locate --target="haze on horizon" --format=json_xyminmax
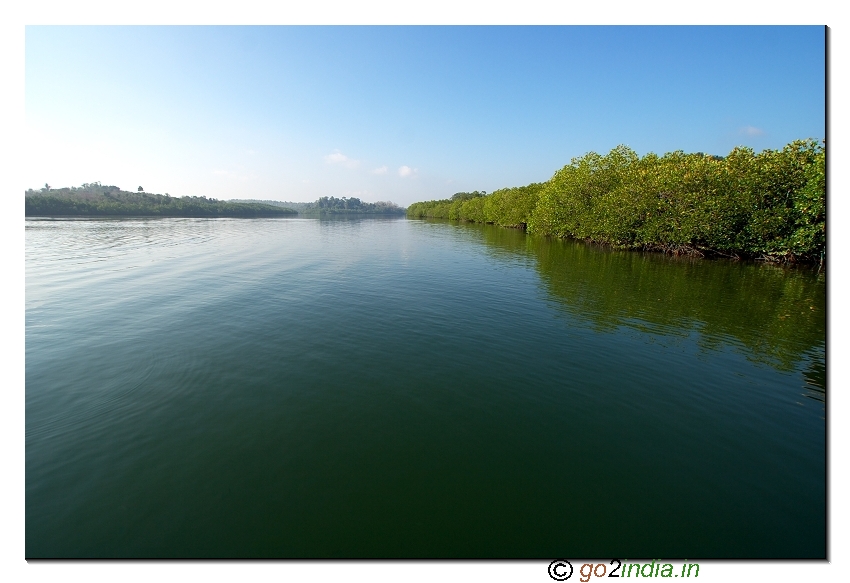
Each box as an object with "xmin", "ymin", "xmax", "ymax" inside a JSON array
[{"xmin": 25, "ymin": 26, "xmax": 825, "ymax": 207}]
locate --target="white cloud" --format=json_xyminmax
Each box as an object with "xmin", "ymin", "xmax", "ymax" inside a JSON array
[
  {"xmin": 398, "ymin": 165, "xmax": 417, "ymax": 177},
  {"xmin": 372, "ymin": 166, "xmax": 388, "ymax": 175},
  {"xmin": 324, "ymin": 150, "xmax": 360, "ymax": 169},
  {"xmin": 740, "ymin": 125, "xmax": 765, "ymax": 136}
]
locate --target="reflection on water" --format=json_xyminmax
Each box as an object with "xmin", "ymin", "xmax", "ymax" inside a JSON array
[{"xmin": 438, "ymin": 220, "xmax": 825, "ymax": 393}]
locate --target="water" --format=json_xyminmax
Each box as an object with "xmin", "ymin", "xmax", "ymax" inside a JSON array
[{"xmin": 25, "ymin": 217, "xmax": 826, "ymax": 558}]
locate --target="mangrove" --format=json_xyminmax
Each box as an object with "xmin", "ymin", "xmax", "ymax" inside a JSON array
[{"xmin": 407, "ymin": 139, "xmax": 825, "ymax": 262}]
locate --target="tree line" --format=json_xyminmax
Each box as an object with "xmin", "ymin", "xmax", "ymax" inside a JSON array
[
  {"xmin": 235, "ymin": 197, "xmax": 406, "ymax": 215},
  {"xmin": 407, "ymin": 139, "xmax": 825, "ymax": 262}
]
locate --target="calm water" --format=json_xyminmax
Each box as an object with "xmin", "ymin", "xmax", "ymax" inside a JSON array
[{"xmin": 25, "ymin": 217, "xmax": 825, "ymax": 558}]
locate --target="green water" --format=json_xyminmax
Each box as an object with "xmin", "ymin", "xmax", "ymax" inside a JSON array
[{"xmin": 25, "ymin": 217, "xmax": 825, "ymax": 558}]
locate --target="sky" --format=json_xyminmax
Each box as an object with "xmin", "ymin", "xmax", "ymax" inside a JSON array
[{"xmin": 24, "ymin": 25, "xmax": 825, "ymax": 206}]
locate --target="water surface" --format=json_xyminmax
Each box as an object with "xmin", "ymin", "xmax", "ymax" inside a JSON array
[{"xmin": 26, "ymin": 217, "xmax": 825, "ymax": 557}]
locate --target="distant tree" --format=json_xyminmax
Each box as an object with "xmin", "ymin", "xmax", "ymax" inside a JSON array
[
  {"xmin": 43, "ymin": 183, "xmax": 51, "ymax": 191},
  {"xmin": 138, "ymin": 186, "xmax": 144, "ymax": 192}
]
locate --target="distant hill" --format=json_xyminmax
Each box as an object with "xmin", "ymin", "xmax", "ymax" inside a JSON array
[{"xmin": 26, "ymin": 183, "xmax": 297, "ymax": 218}]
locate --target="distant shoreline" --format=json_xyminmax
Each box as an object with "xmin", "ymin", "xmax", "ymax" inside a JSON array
[{"xmin": 25, "ymin": 186, "xmax": 405, "ymax": 219}]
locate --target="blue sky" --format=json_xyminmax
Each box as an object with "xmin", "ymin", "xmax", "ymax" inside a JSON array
[{"xmin": 25, "ymin": 26, "xmax": 825, "ymax": 205}]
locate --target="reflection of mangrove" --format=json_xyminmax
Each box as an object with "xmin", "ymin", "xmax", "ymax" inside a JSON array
[{"xmin": 465, "ymin": 222, "xmax": 824, "ymax": 382}]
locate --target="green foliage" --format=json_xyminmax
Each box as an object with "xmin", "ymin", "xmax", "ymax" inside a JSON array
[
  {"xmin": 406, "ymin": 199, "xmax": 454, "ymax": 219},
  {"xmin": 790, "ymin": 144, "xmax": 825, "ymax": 256},
  {"xmin": 457, "ymin": 195, "xmax": 486, "ymax": 223},
  {"xmin": 407, "ymin": 139, "xmax": 826, "ymax": 262},
  {"xmin": 406, "ymin": 184, "xmax": 544, "ymax": 228},
  {"xmin": 531, "ymin": 145, "xmax": 639, "ymax": 241},
  {"xmin": 483, "ymin": 183, "xmax": 545, "ymax": 227}
]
